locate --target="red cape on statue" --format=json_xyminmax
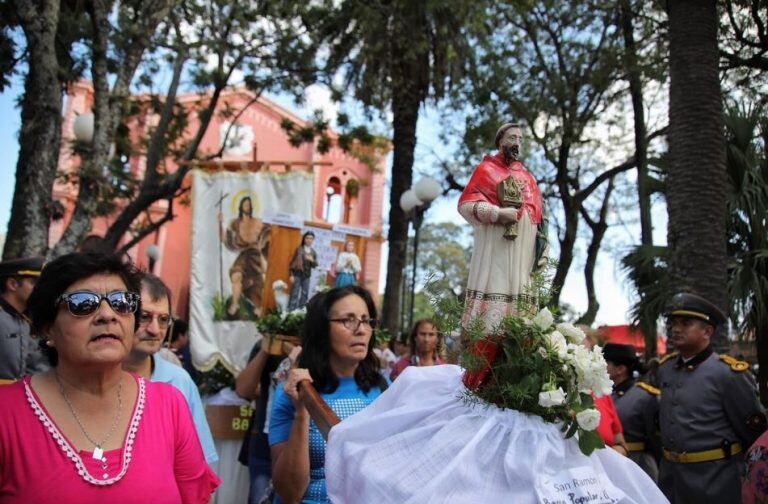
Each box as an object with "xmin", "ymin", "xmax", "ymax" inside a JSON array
[{"xmin": 458, "ymin": 152, "xmax": 543, "ymax": 225}]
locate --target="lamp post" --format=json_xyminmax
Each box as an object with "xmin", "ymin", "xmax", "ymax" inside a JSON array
[
  {"xmin": 399, "ymin": 176, "xmax": 442, "ymax": 331},
  {"xmin": 73, "ymin": 112, "xmax": 95, "ymax": 143}
]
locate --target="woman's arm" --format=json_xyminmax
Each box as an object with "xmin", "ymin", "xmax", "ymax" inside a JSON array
[
  {"xmin": 270, "ymin": 368, "xmax": 313, "ymax": 504},
  {"xmin": 234, "ymin": 336, "xmax": 270, "ymax": 400},
  {"xmin": 271, "ymin": 411, "xmax": 311, "ymax": 504}
]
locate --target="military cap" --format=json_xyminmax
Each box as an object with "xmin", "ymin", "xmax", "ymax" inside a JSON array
[
  {"xmin": 0, "ymin": 256, "xmax": 44, "ymax": 278},
  {"xmin": 665, "ymin": 292, "xmax": 727, "ymax": 326},
  {"xmin": 602, "ymin": 343, "xmax": 640, "ymax": 369}
]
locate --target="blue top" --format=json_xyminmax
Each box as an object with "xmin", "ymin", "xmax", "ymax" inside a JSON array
[
  {"xmin": 151, "ymin": 353, "xmax": 219, "ymax": 464},
  {"xmin": 269, "ymin": 377, "xmax": 383, "ymax": 503}
]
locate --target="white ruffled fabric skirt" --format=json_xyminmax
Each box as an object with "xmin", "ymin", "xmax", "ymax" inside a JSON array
[{"xmin": 325, "ymin": 365, "xmax": 667, "ymax": 504}]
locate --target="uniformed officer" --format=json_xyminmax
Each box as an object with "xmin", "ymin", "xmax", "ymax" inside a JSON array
[
  {"xmin": 658, "ymin": 292, "xmax": 766, "ymax": 503},
  {"xmin": 603, "ymin": 342, "xmax": 660, "ymax": 482},
  {"xmin": 0, "ymin": 256, "xmax": 48, "ymax": 382}
]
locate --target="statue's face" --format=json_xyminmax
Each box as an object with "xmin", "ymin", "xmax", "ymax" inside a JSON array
[{"xmin": 499, "ymin": 127, "xmax": 523, "ymax": 163}]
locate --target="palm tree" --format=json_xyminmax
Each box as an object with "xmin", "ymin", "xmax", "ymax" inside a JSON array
[
  {"xmin": 308, "ymin": 0, "xmax": 484, "ymax": 334},
  {"xmin": 666, "ymin": 0, "xmax": 729, "ymax": 348},
  {"xmin": 724, "ymin": 104, "xmax": 768, "ymax": 403}
]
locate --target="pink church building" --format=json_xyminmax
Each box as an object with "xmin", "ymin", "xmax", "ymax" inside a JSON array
[{"xmin": 52, "ymin": 81, "xmax": 387, "ymax": 318}]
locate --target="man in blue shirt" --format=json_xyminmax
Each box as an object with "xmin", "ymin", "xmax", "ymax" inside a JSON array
[{"xmin": 123, "ymin": 273, "xmax": 218, "ymax": 465}]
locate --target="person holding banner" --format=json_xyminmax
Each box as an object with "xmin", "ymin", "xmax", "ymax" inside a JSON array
[
  {"xmin": 333, "ymin": 241, "xmax": 361, "ymax": 288},
  {"xmin": 288, "ymin": 231, "xmax": 318, "ymax": 311},
  {"xmin": 269, "ymin": 286, "xmax": 386, "ymax": 504}
]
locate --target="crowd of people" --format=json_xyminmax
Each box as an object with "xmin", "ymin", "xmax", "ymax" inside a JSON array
[{"xmin": 1, "ymin": 249, "xmax": 767, "ymax": 502}]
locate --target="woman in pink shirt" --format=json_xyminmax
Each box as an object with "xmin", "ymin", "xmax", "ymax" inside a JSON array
[{"xmin": 0, "ymin": 252, "xmax": 219, "ymax": 503}]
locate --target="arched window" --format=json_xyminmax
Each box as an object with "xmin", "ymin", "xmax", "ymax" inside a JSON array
[{"xmin": 323, "ymin": 176, "xmax": 343, "ymax": 223}]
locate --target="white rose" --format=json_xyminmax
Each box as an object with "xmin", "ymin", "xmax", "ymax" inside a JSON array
[
  {"xmin": 537, "ymin": 347, "xmax": 548, "ymax": 358},
  {"xmin": 538, "ymin": 387, "xmax": 567, "ymax": 408},
  {"xmin": 532, "ymin": 307, "xmax": 554, "ymax": 331},
  {"xmin": 576, "ymin": 408, "xmax": 601, "ymax": 431},
  {"xmin": 545, "ymin": 330, "xmax": 568, "ymax": 358},
  {"xmin": 556, "ymin": 322, "xmax": 586, "ymax": 344},
  {"xmin": 567, "ymin": 344, "xmax": 612, "ymax": 397}
]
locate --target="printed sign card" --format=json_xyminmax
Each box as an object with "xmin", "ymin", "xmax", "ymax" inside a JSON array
[{"xmin": 535, "ymin": 465, "xmax": 625, "ymax": 504}]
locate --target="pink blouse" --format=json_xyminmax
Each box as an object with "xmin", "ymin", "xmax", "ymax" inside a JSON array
[{"xmin": 0, "ymin": 375, "xmax": 219, "ymax": 503}]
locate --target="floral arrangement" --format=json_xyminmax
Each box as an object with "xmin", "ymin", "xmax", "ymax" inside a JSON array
[
  {"xmin": 256, "ymin": 307, "xmax": 306, "ymax": 337},
  {"xmin": 429, "ymin": 270, "xmax": 612, "ymax": 456}
]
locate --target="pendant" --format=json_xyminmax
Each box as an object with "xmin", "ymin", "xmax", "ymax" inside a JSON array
[{"xmin": 93, "ymin": 446, "xmax": 104, "ymax": 461}]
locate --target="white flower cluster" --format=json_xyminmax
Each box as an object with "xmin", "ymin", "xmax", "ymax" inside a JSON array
[
  {"xmin": 567, "ymin": 343, "xmax": 613, "ymax": 397},
  {"xmin": 531, "ymin": 308, "xmax": 611, "ymax": 434}
]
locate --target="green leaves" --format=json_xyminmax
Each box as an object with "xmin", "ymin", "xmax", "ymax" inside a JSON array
[{"xmin": 577, "ymin": 430, "xmax": 605, "ymax": 456}]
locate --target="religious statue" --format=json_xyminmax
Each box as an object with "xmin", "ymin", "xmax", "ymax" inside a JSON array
[
  {"xmin": 333, "ymin": 240, "xmax": 362, "ymax": 288},
  {"xmin": 287, "ymin": 231, "xmax": 318, "ymax": 310},
  {"xmin": 219, "ymin": 196, "xmax": 271, "ymax": 319},
  {"xmin": 456, "ymin": 122, "xmax": 549, "ymax": 387}
]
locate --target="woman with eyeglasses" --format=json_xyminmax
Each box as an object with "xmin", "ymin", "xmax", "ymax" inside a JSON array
[
  {"xmin": 269, "ymin": 285, "xmax": 387, "ymax": 504},
  {"xmin": 0, "ymin": 252, "xmax": 219, "ymax": 503}
]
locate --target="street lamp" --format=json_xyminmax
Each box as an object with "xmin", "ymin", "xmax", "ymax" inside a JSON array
[
  {"xmin": 73, "ymin": 112, "xmax": 95, "ymax": 143},
  {"xmin": 399, "ymin": 176, "xmax": 441, "ymax": 331}
]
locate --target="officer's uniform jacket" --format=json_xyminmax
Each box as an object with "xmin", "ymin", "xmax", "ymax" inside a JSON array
[
  {"xmin": 612, "ymin": 378, "xmax": 660, "ymax": 481},
  {"xmin": 0, "ymin": 297, "xmax": 47, "ymax": 381},
  {"xmin": 657, "ymin": 347, "xmax": 766, "ymax": 503}
]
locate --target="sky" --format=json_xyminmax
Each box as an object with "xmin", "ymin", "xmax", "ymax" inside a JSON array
[{"xmin": 0, "ymin": 78, "xmax": 663, "ymax": 327}]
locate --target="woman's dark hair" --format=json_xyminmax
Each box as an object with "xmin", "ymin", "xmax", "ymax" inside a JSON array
[
  {"xmin": 301, "ymin": 231, "xmax": 315, "ymax": 246},
  {"xmin": 298, "ymin": 285, "xmax": 381, "ymax": 394},
  {"xmin": 238, "ymin": 196, "xmax": 253, "ymax": 218},
  {"xmin": 27, "ymin": 251, "xmax": 142, "ymax": 366},
  {"xmin": 409, "ymin": 318, "xmax": 442, "ymax": 357}
]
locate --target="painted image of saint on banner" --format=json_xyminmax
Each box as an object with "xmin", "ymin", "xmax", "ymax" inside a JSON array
[{"xmin": 217, "ymin": 194, "xmax": 271, "ymax": 320}]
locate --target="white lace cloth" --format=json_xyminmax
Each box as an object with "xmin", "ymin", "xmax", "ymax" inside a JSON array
[{"xmin": 325, "ymin": 365, "xmax": 667, "ymax": 503}]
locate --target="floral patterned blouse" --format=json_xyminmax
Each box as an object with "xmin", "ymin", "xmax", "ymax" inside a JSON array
[{"xmin": 743, "ymin": 432, "xmax": 768, "ymax": 504}]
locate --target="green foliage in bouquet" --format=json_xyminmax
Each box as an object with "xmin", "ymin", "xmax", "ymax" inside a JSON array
[
  {"xmin": 256, "ymin": 308, "xmax": 306, "ymax": 337},
  {"xmin": 426, "ymin": 266, "xmax": 609, "ymax": 456}
]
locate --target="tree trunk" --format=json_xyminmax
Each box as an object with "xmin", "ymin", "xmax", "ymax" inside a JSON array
[
  {"xmin": 621, "ymin": 0, "xmax": 658, "ymax": 358},
  {"xmin": 577, "ymin": 178, "xmax": 614, "ymax": 326},
  {"xmin": 666, "ymin": 0, "xmax": 728, "ymax": 349},
  {"xmin": 380, "ymin": 93, "xmax": 420, "ymax": 336},
  {"xmin": 50, "ymin": 0, "xmax": 177, "ymax": 257},
  {"xmin": 551, "ymin": 195, "xmax": 578, "ymax": 307},
  {"xmin": 3, "ymin": 0, "xmax": 61, "ymax": 259}
]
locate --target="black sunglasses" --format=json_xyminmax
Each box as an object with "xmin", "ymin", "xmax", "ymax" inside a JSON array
[{"xmin": 56, "ymin": 290, "xmax": 140, "ymax": 317}]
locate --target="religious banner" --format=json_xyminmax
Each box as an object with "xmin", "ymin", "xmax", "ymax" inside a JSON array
[{"xmin": 189, "ymin": 170, "xmax": 314, "ymax": 372}]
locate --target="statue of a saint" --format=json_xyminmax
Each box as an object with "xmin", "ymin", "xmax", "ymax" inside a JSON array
[
  {"xmin": 458, "ymin": 123, "xmax": 547, "ymax": 387},
  {"xmin": 219, "ymin": 196, "xmax": 271, "ymax": 318}
]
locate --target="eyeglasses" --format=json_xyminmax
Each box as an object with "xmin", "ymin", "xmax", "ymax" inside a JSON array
[
  {"xmin": 57, "ymin": 290, "xmax": 140, "ymax": 317},
  {"xmin": 139, "ymin": 311, "xmax": 172, "ymax": 330},
  {"xmin": 330, "ymin": 316, "xmax": 377, "ymax": 332}
]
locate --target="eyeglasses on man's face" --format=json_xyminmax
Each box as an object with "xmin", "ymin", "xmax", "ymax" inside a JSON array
[
  {"xmin": 139, "ymin": 310, "xmax": 172, "ymax": 330},
  {"xmin": 330, "ymin": 316, "xmax": 377, "ymax": 332}
]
